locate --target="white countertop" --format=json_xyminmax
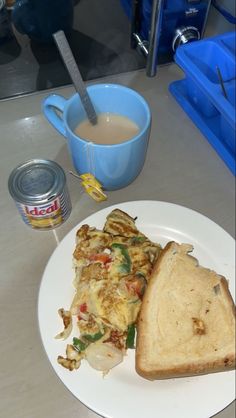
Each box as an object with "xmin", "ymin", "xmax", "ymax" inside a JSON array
[{"xmin": 0, "ymin": 66, "xmax": 235, "ymax": 418}]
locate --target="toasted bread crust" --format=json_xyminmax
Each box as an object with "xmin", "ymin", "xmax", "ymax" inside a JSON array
[
  {"xmin": 136, "ymin": 350, "xmax": 236, "ymax": 380},
  {"xmin": 135, "ymin": 242, "xmax": 236, "ymax": 380},
  {"xmin": 220, "ymin": 275, "xmax": 236, "ymax": 318}
]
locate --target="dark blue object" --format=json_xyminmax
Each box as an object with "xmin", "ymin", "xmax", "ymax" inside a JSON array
[
  {"xmin": 120, "ymin": 0, "xmax": 210, "ymax": 58},
  {"xmin": 0, "ymin": 1, "xmax": 13, "ymax": 43},
  {"xmin": 12, "ymin": 0, "xmax": 74, "ymax": 43},
  {"xmin": 169, "ymin": 31, "xmax": 236, "ymax": 175}
]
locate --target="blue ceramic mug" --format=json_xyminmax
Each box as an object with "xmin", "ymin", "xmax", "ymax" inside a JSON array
[
  {"xmin": 42, "ymin": 84, "xmax": 151, "ymax": 191},
  {"xmin": 12, "ymin": 0, "xmax": 73, "ymax": 43}
]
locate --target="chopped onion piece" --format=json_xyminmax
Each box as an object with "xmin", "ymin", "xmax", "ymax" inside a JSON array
[
  {"xmin": 85, "ymin": 342, "xmax": 123, "ymax": 372},
  {"xmin": 57, "ymin": 355, "xmax": 81, "ymax": 371},
  {"xmin": 66, "ymin": 344, "xmax": 82, "ymax": 361},
  {"xmin": 55, "ymin": 308, "xmax": 72, "ymax": 340}
]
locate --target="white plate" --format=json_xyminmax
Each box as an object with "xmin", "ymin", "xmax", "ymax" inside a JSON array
[{"xmin": 38, "ymin": 201, "xmax": 235, "ymax": 418}]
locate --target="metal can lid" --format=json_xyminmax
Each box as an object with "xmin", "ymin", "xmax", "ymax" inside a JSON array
[{"xmin": 8, "ymin": 159, "xmax": 66, "ymax": 205}]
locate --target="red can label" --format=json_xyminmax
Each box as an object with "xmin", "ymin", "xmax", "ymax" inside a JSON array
[{"xmin": 16, "ymin": 192, "xmax": 71, "ymax": 230}]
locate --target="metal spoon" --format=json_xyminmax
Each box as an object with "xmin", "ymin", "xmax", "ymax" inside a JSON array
[{"xmin": 53, "ymin": 30, "xmax": 97, "ymax": 125}]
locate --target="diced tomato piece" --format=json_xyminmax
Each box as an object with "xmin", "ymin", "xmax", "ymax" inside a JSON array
[
  {"xmin": 77, "ymin": 303, "xmax": 88, "ymax": 320},
  {"xmin": 79, "ymin": 302, "xmax": 87, "ymax": 313},
  {"xmin": 89, "ymin": 253, "xmax": 112, "ymax": 265}
]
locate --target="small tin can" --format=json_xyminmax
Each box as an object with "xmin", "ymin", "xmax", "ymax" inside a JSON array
[{"xmin": 8, "ymin": 159, "xmax": 72, "ymax": 230}]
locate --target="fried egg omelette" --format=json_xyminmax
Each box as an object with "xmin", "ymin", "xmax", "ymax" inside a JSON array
[{"xmin": 56, "ymin": 209, "xmax": 161, "ymax": 373}]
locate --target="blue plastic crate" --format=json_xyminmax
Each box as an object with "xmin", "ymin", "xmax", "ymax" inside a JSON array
[{"xmin": 169, "ymin": 32, "xmax": 236, "ymax": 175}]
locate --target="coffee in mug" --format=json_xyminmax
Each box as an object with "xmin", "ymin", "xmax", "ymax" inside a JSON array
[{"xmin": 74, "ymin": 113, "xmax": 140, "ymax": 145}]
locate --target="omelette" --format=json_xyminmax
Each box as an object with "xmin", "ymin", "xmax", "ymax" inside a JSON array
[{"xmin": 56, "ymin": 209, "xmax": 161, "ymax": 373}]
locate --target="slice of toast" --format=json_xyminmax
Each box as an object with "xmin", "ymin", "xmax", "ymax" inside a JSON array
[{"xmin": 135, "ymin": 241, "xmax": 236, "ymax": 380}]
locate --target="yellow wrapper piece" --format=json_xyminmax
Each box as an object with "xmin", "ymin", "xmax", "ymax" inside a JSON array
[
  {"xmin": 80, "ymin": 173, "xmax": 107, "ymax": 202},
  {"xmin": 69, "ymin": 172, "xmax": 107, "ymax": 202},
  {"xmin": 79, "ymin": 173, "xmax": 103, "ymax": 189},
  {"xmin": 82, "ymin": 182, "xmax": 107, "ymax": 202}
]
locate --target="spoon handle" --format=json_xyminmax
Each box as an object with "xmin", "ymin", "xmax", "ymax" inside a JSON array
[
  {"xmin": 53, "ymin": 30, "xmax": 97, "ymax": 125},
  {"xmin": 216, "ymin": 66, "xmax": 228, "ymax": 100}
]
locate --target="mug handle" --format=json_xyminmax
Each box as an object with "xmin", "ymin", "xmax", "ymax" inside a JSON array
[{"xmin": 42, "ymin": 94, "xmax": 67, "ymax": 138}]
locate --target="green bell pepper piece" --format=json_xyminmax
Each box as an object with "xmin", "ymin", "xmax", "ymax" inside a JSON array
[
  {"xmin": 131, "ymin": 236, "xmax": 146, "ymax": 244},
  {"xmin": 83, "ymin": 331, "xmax": 104, "ymax": 342},
  {"xmin": 72, "ymin": 337, "xmax": 87, "ymax": 352},
  {"xmin": 126, "ymin": 324, "xmax": 136, "ymax": 349},
  {"xmin": 112, "ymin": 243, "xmax": 131, "ymax": 273}
]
